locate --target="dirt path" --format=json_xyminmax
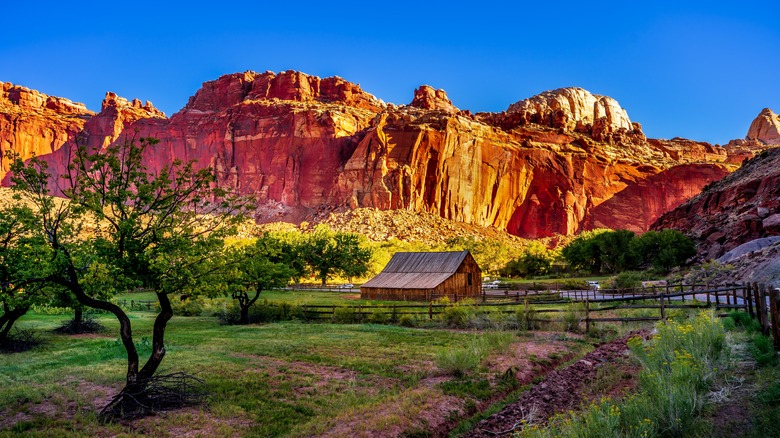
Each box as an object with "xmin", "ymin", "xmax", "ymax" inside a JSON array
[{"xmin": 465, "ymin": 330, "xmax": 650, "ymax": 437}]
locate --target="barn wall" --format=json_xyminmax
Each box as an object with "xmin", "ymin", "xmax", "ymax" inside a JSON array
[{"xmin": 360, "ymin": 287, "xmax": 434, "ymax": 301}]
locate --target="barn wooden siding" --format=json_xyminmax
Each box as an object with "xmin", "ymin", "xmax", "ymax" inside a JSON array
[{"xmin": 361, "ymin": 251, "xmax": 482, "ymax": 302}]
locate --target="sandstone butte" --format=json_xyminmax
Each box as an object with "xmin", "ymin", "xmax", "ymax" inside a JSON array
[{"xmin": 0, "ymin": 71, "xmax": 772, "ymax": 239}]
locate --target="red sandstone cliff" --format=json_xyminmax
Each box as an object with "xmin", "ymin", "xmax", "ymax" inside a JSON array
[
  {"xmin": 651, "ymin": 147, "xmax": 780, "ymax": 259},
  {"xmin": 0, "ymin": 71, "xmax": 768, "ymax": 238}
]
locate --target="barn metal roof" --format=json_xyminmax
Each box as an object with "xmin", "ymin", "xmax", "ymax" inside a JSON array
[{"xmin": 361, "ymin": 251, "xmax": 469, "ymax": 290}]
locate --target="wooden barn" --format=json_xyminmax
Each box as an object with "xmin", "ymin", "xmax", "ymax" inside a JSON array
[{"xmin": 360, "ymin": 251, "xmax": 482, "ymax": 302}]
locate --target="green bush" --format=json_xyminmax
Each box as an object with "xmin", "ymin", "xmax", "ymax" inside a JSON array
[
  {"xmin": 435, "ymin": 348, "xmax": 482, "ymax": 378},
  {"xmin": 332, "ymin": 306, "xmax": 357, "ymax": 324},
  {"xmin": 171, "ymin": 296, "xmax": 207, "ymax": 316},
  {"xmin": 562, "ymin": 303, "xmax": 584, "ymax": 333},
  {"xmin": 750, "ymin": 334, "xmax": 778, "ymax": 367},
  {"xmin": 367, "ymin": 309, "xmax": 389, "ymax": 324},
  {"xmin": 728, "ymin": 310, "xmax": 761, "ymax": 332},
  {"xmin": 560, "ymin": 279, "xmax": 587, "ymax": 290},
  {"xmin": 441, "ymin": 304, "xmax": 472, "ymax": 328},
  {"xmin": 609, "ymin": 271, "xmax": 644, "ymax": 289},
  {"xmin": 398, "ymin": 314, "xmax": 416, "ymax": 328}
]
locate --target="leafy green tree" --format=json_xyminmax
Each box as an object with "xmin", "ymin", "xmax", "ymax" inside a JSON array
[
  {"xmin": 8, "ymin": 138, "xmax": 246, "ymax": 417},
  {"xmin": 0, "ymin": 204, "xmax": 50, "ymax": 346},
  {"xmin": 596, "ymin": 229, "xmax": 637, "ymax": 274},
  {"xmin": 632, "ymin": 230, "xmax": 696, "ymax": 273},
  {"xmin": 222, "ymin": 234, "xmax": 299, "ymax": 324},
  {"xmin": 561, "ymin": 229, "xmax": 610, "ymax": 274},
  {"xmin": 501, "ymin": 241, "xmax": 553, "ymax": 278},
  {"xmin": 302, "ymin": 225, "xmax": 372, "ymax": 284}
]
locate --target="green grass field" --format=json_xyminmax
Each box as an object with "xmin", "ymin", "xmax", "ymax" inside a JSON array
[{"xmin": 0, "ymin": 305, "xmax": 591, "ymax": 436}]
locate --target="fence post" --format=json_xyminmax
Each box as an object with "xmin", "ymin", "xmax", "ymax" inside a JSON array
[
  {"xmin": 358, "ymin": 305, "xmax": 362, "ymax": 323},
  {"xmin": 714, "ymin": 285, "xmax": 720, "ymax": 307},
  {"xmin": 660, "ymin": 294, "xmax": 666, "ymax": 320},
  {"xmin": 429, "ymin": 302, "xmax": 433, "ymax": 320},
  {"xmin": 754, "ymin": 282, "xmax": 764, "ymax": 327},
  {"xmin": 746, "ymin": 283, "xmax": 754, "ymax": 318},
  {"xmin": 726, "ymin": 288, "xmax": 732, "ymax": 306},
  {"xmin": 733, "ymin": 287, "xmax": 739, "ymax": 309},
  {"xmin": 770, "ymin": 288, "xmax": 780, "ymax": 350},
  {"xmin": 760, "ymin": 284, "xmax": 770, "ymax": 336},
  {"xmin": 705, "ymin": 284, "xmax": 711, "ymax": 307},
  {"xmin": 392, "ymin": 305, "xmax": 397, "ymax": 323},
  {"xmin": 585, "ymin": 299, "xmax": 590, "ymax": 334}
]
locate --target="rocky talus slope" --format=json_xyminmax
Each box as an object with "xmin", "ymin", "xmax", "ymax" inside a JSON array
[{"xmin": 0, "ymin": 71, "xmax": 769, "ymax": 239}]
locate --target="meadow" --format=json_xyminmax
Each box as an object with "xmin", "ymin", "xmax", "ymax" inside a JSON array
[{"xmin": 0, "ymin": 292, "xmax": 592, "ymax": 437}]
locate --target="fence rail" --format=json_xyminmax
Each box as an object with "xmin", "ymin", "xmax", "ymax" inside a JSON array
[{"xmin": 113, "ymin": 282, "xmax": 780, "ymax": 349}]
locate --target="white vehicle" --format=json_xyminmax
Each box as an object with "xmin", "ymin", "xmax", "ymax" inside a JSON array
[
  {"xmin": 587, "ymin": 281, "xmax": 600, "ymax": 290},
  {"xmin": 337, "ymin": 283, "xmax": 354, "ymax": 289},
  {"xmin": 483, "ymin": 280, "xmax": 501, "ymax": 289}
]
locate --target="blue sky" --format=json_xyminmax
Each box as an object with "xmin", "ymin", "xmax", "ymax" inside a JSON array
[{"xmin": 2, "ymin": 1, "xmax": 779, "ymax": 144}]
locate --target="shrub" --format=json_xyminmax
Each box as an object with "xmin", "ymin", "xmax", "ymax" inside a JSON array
[
  {"xmin": 171, "ymin": 296, "xmax": 207, "ymax": 316},
  {"xmin": 515, "ymin": 303, "xmax": 539, "ymax": 331},
  {"xmin": 440, "ymin": 302, "xmax": 473, "ymax": 328},
  {"xmin": 728, "ymin": 310, "xmax": 761, "ymax": 332},
  {"xmin": 608, "ymin": 271, "xmax": 644, "ymax": 289},
  {"xmin": 332, "ymin": 306, "xmax": 357, "ymax": 324},
  {"xmin": 560, "ymin": 279, "xmax": 587, "ymax": 290},
  {"xmin": 562, "ymin": 303, "xmax": 584, "ymax": 333},
  {"xmin": 398, "ymin": 314, "xmax": 416, "ymax": 327},
  {"xmin": 750, "ymin": 333, "xmax": 778, "ymax": 367},
  {"xmin": 435, "ymin": 348, "xmax": 482, "ymax": 378},
  {"xmin": 367, "ymin": 309, "xmax": 389, "ymax": 324}
]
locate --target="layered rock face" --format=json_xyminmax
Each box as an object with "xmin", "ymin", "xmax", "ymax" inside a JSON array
[
  {"xmin": 0, "ymin": 82, "xmax": 94, "ymax": 180},
  {"xmin": 747, "ymin": 108, "xmax": 780, "ymax": 145},
  {"xmin": 0, "ymin": 71, "xmax": 768, "ymax": 238},
  {"xmin": 652, "ymin": 147, "xmax": 780, "ymax": 259}
]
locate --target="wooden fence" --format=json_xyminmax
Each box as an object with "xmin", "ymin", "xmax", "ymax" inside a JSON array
[
  {"xmin": 300, "ymin": 283, "xmax": 780, "ymax": 341},
  {"xmin": 114, "ymin": 282, "xmax": 780, "ymax": 349}
]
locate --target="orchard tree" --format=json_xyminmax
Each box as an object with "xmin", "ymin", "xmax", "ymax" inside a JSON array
[
  {"xmin": 0, "ymin": 204, "xmax": 50, "ymax": 349},
  {"xmin": 303, "ymin": 225, "xmax": 372, "ymax": 284},
  {"xmin": 222, "ymin": 233, "xmax": 301, "ymax": 324},
  {"xmin": 8, "ymin": 138, "xmax": 247, "ymax": 418}
]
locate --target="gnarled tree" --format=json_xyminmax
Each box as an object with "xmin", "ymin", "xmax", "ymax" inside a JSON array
[{"xmin": 8, "ymin": 138, "xmax": 247, "ymax": 418}]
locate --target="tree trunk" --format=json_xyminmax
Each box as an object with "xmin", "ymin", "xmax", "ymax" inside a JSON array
[
  {"xmin": 240, "ymin": 305, "xmax": 249, "ymax": 324},
  {"xmin": 73, "ymin": 306, "xmax": 83, "ymax": 330},
  {"xmin": 57, "ymin": 262, "xmax": 140, "ymax": 387},
  {"xmin": 0, "ymin": 306, "xmax": 28, "ymax": 343},
  {"xmin": 137, "ymin": 292, "xmax": 173, "ymax": 381}
]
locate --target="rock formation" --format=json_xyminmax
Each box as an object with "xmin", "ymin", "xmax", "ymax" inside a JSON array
[
  {"xmin": 409, "ymin": 85, "xmax": 458, "ymax": 113},
  {"xmin": 0, "ymin": 71, "xmax": 771, "ymax": 239},
  {"xmin": 0, "ymin": 82, "xmax": 93, "ymax": 180},
  {"xmin": 651, "ymin": 147, "xmax": 780, "ymax": 260},
  {"xmin": 747, "ymin": 108, "xmax": 780, "ymax": 145}
]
